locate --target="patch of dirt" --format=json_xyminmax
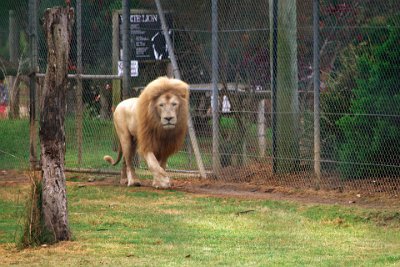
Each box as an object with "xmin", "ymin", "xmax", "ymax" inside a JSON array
[
  {"xmin": 1, "ymin": 168, "xmax": 399, "ymax": 210},
  {"xmin": 171, "ymin": 177, "xmax": 400, "ymax": 210},
  {"xmin": 0, "ymin": 170, "xmax": 31, "ymax": 185}
]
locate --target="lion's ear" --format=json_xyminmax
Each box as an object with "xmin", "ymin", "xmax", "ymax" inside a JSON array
[
  {"xmin": 180, "ymin": 89, "xmax": 189, "ymax": 100},
  {"xmin": 180, "ymin": 93, "xmax": 187, "ymax": 100},
  {"xmin": 177, "ymin": 81, "xmax": 189, "ymax": 100}
]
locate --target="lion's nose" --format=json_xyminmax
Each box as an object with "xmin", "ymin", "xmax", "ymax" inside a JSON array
[{"xmin": 164, "ymin": 116, "xmax": 173, "ymax": 122}]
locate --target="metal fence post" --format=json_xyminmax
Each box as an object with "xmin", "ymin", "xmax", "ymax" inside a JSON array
[
  {"xmin": 122, "ymin": 0, "xmax": 130, "ymax": 100},
  {"xmin": 154, "ymin": 0, "xmax": 206, "ymax": 179},
  {"xmin": 76, "ymin": 0, "xmax": 83, "ymax": 166},
  {"xmin": 270, "ymin": 0, "xmax": 278, "ymax": 173},
  {"xmin": 211, "ymin": 0, "xmax": 220, "ymax": 175},
  {"xmin": 313, "ymin": 0, "xmax": 321, "ymax": 187}
]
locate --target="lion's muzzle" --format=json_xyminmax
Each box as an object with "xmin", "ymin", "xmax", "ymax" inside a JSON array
[{"xmin": 162, "ymin": 115, "xmax": 177, "ymax": 129}]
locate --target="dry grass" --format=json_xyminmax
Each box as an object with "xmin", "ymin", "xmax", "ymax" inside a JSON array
[{"xmin": 0, "ymin": 182, "xmax": 400, "ymax": 266}]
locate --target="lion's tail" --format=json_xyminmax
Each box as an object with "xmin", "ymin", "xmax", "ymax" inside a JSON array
[{"xmin": 103, "ymin": 143, "xmax": 122, "ymax": 166}]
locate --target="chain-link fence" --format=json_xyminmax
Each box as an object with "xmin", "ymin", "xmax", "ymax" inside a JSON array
[{"xmin": 1, "ymin": 0, "xmax": 399, "ymax": 195}]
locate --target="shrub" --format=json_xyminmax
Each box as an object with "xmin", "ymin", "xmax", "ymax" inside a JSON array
[
  {"xmin": 321, "ymin": 45, "xmax": 357, "ymax": 170},
  {"xmin": 337, "ymin": 22, "xmax": 400, "ymax": 178}
]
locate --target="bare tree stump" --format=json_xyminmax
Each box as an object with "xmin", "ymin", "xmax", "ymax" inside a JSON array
[{"xmin": 39, "ymin": 6, "xmax": 74, "ymax": 243}]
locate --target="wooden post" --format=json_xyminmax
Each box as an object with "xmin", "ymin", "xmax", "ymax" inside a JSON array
[
  {"xmin": 8, "ymin": 10, "xmax": 19, "ymax": 119},
  {"xmin": 40, "ymin": 7, "xmax": 74, "ymax": 242},
  {"xmin": 100, "ymin": 82, "xmax": 112, "ymax": 119},
  {"xmin": 112, "ymin": 11, "xmax": 122, "ymax": 157},
  {"xmin": 211, "ymin": 0, "xmax": 221, "ymax": 174},
  {"xmin": 121, "ymin": 0, "xmax": 130, "ymax": 100},
  {"xmin": 28, "ymin": 0, "xmax": 39, "ymax": 169},
  {"xmin": 112, "ymin": 11, "xmax": 121, "ymax": 110},
  {"xmin": 313, "ymin": 0, "xmax": 321, "ymax": 188},
  {"xmin": 155, "ymin": 0, "xmax": 206, "ymax": 178},
  {"xmin": 258, "ymin": 99, "xmax": 266, "ymax": 157},
  {"xmin": 166, "ymin": 63, "xmax": 173, "ymax": 78}
]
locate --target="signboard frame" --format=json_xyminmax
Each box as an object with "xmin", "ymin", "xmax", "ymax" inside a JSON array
[{"xmin": 118, "ymin": 9, "xmax": 173, "ymax": 62}]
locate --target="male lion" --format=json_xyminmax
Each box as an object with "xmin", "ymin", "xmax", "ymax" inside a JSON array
[{"xmin": 104, "ymin": 76, "xmax": 189, "ymax": 189}]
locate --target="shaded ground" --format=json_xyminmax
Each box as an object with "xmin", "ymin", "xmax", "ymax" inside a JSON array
[{"xmin": 1, "ymin": 168, "xmax": 399, "ymax": 210}]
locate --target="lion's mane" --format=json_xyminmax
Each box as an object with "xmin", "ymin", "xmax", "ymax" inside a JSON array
[{"xmin": 135, "ymin": 77, "xmax": 189, "ymax": 161}]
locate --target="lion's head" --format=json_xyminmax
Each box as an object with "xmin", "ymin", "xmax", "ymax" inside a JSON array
[
  {"xmin": 136, "ymin": 77, "xmax": 189, "ymax": 160},
  {"xmin": 155, "ymin": 92, "xmax": 182, "ymax": 130}
]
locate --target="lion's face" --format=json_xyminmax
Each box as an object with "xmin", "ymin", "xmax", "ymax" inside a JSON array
[{"xmin": 155, "ymin": 93, "xmax": 181, "ymax": 129}]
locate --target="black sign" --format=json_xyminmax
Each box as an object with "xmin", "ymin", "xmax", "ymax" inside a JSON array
[{"xmin": 119, "ymin": 12, "xmax": 173, "ymax": 61}]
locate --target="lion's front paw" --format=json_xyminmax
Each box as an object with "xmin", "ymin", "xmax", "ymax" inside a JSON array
[{"xmin": 152, "ymin": 176, "xmax": 171, "ymax": 189}]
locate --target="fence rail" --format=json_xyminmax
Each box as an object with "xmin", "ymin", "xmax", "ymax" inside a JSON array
[{"xmin": 1, "ymin": 0, "xmax": 400, "ymax": 195}]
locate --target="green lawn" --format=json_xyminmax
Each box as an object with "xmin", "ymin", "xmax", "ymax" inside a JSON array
[
  {"xmin": 0, "ymin": 119, "xmax": 30, "ymax": 169},
  {"xmin": 0, "ymin": 118, "xmax": 212, "ymax": 171},
  {"xmin": 1, "ymin": 183, "xmax": 399, "ymax": 266},
  {"xmin": 0, "ymin": 116, "xmax": 269, "ymax": 173}
]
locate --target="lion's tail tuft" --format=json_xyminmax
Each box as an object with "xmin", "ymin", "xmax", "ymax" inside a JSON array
[
  {"xmin": 103, "ymin": 155, "xmax": 116, "ymax": 165},
  {"xmin": 103, "ymin": 145, "xmax": 122, "ymax": 166}
]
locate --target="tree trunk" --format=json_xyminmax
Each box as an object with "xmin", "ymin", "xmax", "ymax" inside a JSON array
[
  {"xmin": 39, "ymin": 7, "xmax": 74, "ymax": 243},
  {"xmin": 100, "ymin": 84, "xmax": 112, "ymax": 119},
  {"xmin": 7, "ymin": 76, "xmax": 20, "ymax": 119},
  {"xmin": 270, "ymin": 0, "xmax": 300, "ymax": 173},
  {"xmin": 8, "ymin": 10, "xmax": 20, "ymax": 119}
]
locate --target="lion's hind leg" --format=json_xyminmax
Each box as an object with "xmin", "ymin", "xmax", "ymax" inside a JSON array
[
  {"xmin": 120, "ymin": 136, "xmax": 140, "ymax": 187},
  {"xmin": 119, "ymin": 160, "xmax": 128, "ymax": 185}
]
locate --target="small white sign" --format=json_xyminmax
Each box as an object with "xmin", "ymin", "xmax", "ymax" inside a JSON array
[
  {"xmin": 118, "ymin": 60, "xmax": 139, "ymax": 77},
  {"xmin": 117, "ymin": 61, "xmax": 123, "ymax": 76},
  {"xmin": 131, "ymin": 60, "xmax": 138, "ymax": 77}
]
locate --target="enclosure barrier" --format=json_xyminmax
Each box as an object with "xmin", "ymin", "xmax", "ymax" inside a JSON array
[{"xmin": 1, "ymin": 0, "xmax": 400, "ymax": 195}]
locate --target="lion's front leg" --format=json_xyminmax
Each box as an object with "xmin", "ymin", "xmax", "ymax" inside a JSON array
[{"xmin": 143, "ymin": 152, "xmax": 171, "ymax": 189}]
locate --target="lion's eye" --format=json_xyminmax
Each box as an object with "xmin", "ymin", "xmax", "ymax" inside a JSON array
[
  {"xmin": 172, "ymin": 102, "xmax": 178, "ymax": 107},
  {"xmin": 159, "ymin": 103, "xmax": 164, "ymax": 107}
]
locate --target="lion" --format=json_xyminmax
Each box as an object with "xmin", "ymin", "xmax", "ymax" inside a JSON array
[{"xmin": 103, "ymin": 76, "xmax": 189, "ymax": 189}]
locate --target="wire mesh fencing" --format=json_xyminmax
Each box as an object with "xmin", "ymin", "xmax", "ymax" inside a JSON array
[
  {"xmin": 0, "ymin": 2, "xmax": 30, "ymax": 170},
  {"xmin": 0, "ymin": 0, "xmax": 399, "ymax": 194}
]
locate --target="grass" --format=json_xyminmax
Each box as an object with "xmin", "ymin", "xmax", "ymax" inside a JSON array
[
  {"xmin": 0, "ymin": 119, "xmax": 30, "ymax": 169},
  {"xmin": 0, "ymin": 116, "xmax": 266, "ymax": 173},
  {"xmin": 0, "ymin": 118, "xmax": 213, "ymax": 171},
  {"xmin": 1, "ymin": 182, "xmax": 399, "ymax": 266}
]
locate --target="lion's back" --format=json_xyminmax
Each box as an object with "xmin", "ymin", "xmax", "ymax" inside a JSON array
[{"xmin": 113, "ymin": 98, "xmax": 139, "ymax": 136}]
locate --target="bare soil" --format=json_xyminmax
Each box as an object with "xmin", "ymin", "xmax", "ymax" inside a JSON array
[{"xmin": 1, "ymin": 168, "xmax": 399, "ymax": 210}]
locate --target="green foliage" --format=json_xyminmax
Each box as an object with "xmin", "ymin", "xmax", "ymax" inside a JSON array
[
  {"xmin": 321, "ymin": 45, "xmax": 357, "ymax": 170},
  {"xmin": 321, "ymin": 14, "xmax": 400, "ymax": 178},
  {"xmin": 337, "ymin": 20, "xmax": 400, "ymax": 178},
  {"xmin": 320, "ymin": 15, "xmax": 394, "ymax": 170}
]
